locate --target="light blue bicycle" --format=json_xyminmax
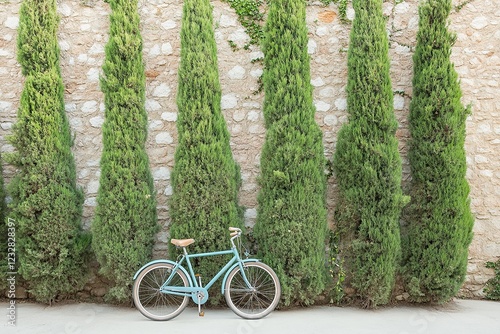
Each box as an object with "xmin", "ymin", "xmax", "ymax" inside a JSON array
[{"xmin": 132, "ymin": 227, "xmax": 281, "ymax": 321}]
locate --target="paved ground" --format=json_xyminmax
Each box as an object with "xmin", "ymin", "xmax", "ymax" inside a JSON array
[{"xmin": 1, "ymin": 299, "xmax": 499, "ymax": 334}]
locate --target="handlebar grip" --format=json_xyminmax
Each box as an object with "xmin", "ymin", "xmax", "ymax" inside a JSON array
[
  {"xmin": 230, "ymin": 231, "xmax": 239, "ymax": 237},
  {"xmin": 229, "ymin": 227, "xmax": 240, "ymax": 232}
]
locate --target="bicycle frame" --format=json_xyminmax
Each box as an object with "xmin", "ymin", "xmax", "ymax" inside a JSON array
[{"xmin": 151, "ymin": 245, "xmax": 256, "ymax": 304}]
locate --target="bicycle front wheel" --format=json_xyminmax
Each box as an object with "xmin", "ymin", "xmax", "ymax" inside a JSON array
[
  {"xmin": 133, "ymin": 262, "xmax": 189, "ymax": 321},
  {"xmin": 225, "ymin": 261, "xmax": 281, "ymax": 319}
]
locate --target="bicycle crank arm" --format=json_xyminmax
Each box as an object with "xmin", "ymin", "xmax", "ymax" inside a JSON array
[
  {"xmin": 197, "ymin": 275, "xmax": 204, "ymax": 317},
  {"xmin": 197, "ymin": 292, "xmax": 204, "ymax": 317}
]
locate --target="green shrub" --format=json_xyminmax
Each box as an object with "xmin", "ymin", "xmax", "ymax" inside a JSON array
[
  {"xmin": 254, "ymin": 0, "xmax": 328, "ymax": 306},
  {"xmin": 169, "ymin": 0, "xmax": 243, "ymax": 305},
  {"xmin": 332, "ymin": 0, "xmax": 407, "ymax": 308},
  {"xmin": 7, "ymin": 0, "xmax": 89, "ymax": 304},
  {"xmin": 485, "ymin": 260, "xmax": 500, "ymax": 300},
  {"xmin": 0, "ymin": 156, "xmax": 6, "ymax": 291},
  {"xmin": 401, "ymin": 0, "xmax": 474, "ymax": 303},
  {"xmin": 92, "ymin": 0, "xmax": 158, "ymax": 303},
  {"xmin": 0, "ymin": 158, "xmax": 4, "ymax": 223}
]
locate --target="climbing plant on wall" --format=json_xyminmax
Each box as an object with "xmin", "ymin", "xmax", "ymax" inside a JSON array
[
  {"xmin": 0, "ymin": 157, "xmax": 7, "ymax": 291},
  {"xmin": 254, "ymin": 0, "xmax": 328, "ymax": 306},
  {"xmin": 92, "ymin": 0, "xmax": 158, "ymax": 302},
  {"xmin": 332, "ymin": 0, "xmax": 407, "ymax": 308},
  {"xmin": 223, "ymin": 0, "xmax": 265, "ymax": 47},
  {"xmin": 401, "ymin": 0, "xmax": 473, "ymax": 303},
  {"xmin": 8, "ymin": 0, "xmax": 89, "ymax": 304},
  {"xmin": 485, "ymin": 259, "xmax": 500, "ymax": 300}
]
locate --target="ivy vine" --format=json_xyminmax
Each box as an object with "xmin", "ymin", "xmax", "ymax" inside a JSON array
[
  {"xmin": 223, "ymin": 0, "xmax": 350, "ymax": 50},
  {"xmin": 327, "ymin": 230, "xmax": 346, "ymax": 304},
  {"xmin": 454, "ymin": 0, "xmax": 475, "ymax": 12},
  {"xmin": 485, "ymin": 259, "xmax": 500, "ymax": 300},
  {"xmin": 223, "ymin": 0, "xmax": 265, "ymax": 47}
]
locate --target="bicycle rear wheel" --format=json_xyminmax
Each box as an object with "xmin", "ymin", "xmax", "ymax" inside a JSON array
[
  {"xmin": 225, "ymin": 261, "xmax": 281, "ymax": 319},
  {"xmin": 133, "ymin": 262, "xmax": 189, "ymax": 321}
]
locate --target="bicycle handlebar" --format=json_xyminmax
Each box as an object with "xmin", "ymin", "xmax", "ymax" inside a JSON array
[{"xmin": 229, "ymin": 227, "xmax": 242, "ymax": 238}]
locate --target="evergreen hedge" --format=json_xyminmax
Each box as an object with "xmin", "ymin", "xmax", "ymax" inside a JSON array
[
  {"xmin": 92, "ymin": 0, "xmax": 158, "ymax": 302},
  {"xmin": 254, "ymin": 0, "xmax": 327, "ymax": 306},
  {"xmin": 402, "ymin": 0, "xmax": 473, "ymax": 303},
  {"xmin": 169, "ymin": 0, "xmax": 242, "ymax": 305},
  {"xmin": 7, "ymin": 0, "xmax": 89, "ymax": 304},
  {"xmin": 333, "ymin": 0, "xmax": 407, "ymax": 308}
]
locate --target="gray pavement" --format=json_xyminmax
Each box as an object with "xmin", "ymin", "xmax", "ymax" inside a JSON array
[{"xmin": 1, "ymin": 299, "xmax": 499, "ymax": 334}]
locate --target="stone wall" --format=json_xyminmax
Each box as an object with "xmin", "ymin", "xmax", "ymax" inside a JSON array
[{"xmin": 1, "ymin": 0, "xmax": 499, "ymax": 299}]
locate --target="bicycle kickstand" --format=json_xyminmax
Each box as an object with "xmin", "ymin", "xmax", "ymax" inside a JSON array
[{"xmin": 196, "ymin": 274, "xmax": 204, "ymax": 317}]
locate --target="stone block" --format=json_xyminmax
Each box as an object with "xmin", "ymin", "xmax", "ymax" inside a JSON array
[
  {"xmin": 153, "ymin": 84, "xmax": 171, "ymax": 97},
  {"xmin": 153, "ymin": 167, "xmax": 171, "ymax": 180},
  {"xmin": 161, "ymin": 112, "xmax": 177, "ymax": 122},
  {"xmin": 82, "ymin": 101, "xmax": 98, "ymax": 114},
  {"xmin": 146, "ymin": 99, "xmax": 162, "ymax": 111},
  {"xmin": 220, "ymin": 14, "xmax": 237, "ymax": 27},
  {"xmin": 87, "ymin": 180, "xmax": 100, "ymax": 194},
  {"xmin": 149, "ymin": 120, "xmax": 163, "ymax": 130},
  {"xmin": 311, "ymin": 77, "xmax": 325, "ymax": 87},
  {"xmin": 155, "ymin": 132, "xmax": 174, "ymax": 144},
  {"xmin": 315, "ymin": 101, "xmax": 331, "ymax": 112},
  {"xmin": 250, "ymin": 69, "xmax": 263, "ymax": 78},
  {"xmin": 4, "ymin": 17, "xmax": 19, "ymax": 30},
  {"xmin": 394, "ymin": 94, "xmax": 405, "ymax": 110},
  {"xmin": 324, "ymin": 114, "xmax": 338, "ymax": 126},
  {"xmin": 317, "ymin": 11, "xmax": 337, "ymax": 24},
  {"xmin": 221, "ymin": 94, "xmax": 238, "ymax": 110},
  {"xmin": 334, "ymin": 98, "xmax": 347, "ymax": 111},
  {"xmin": 0, "ymin": 101, "xmax": 12, "ymax": 112},
  {"xmin": 247, "ymin": 111, "xmax": 259, "ymax": 122},
  {"xmin": 228, "ymin": 65, "xmax": 246, "ymax": 80},
  {"xmin": 308, "ymin": 39, "xmax": 318, "ymax": 54},
  {"xmin": 161, "ymin": 43, "xmax": 173, "ymax": 55},
  {"xmin": 164, "ymin": 186, "xmax": 173, "ymax": 196},
  {"xmin": 471, "ymin": 16, "xmax": 489, "ymax": 30},
  {"xmin": 89, "ymin": 116, "xmax": 104, "ymax": 128},
  {"xmin": 233, "ymin": 109, "xmax": 246, "ymax": 122},
  {"xmin": 161, "ymin": 20, "xmax": 176, "ymax": 30}
]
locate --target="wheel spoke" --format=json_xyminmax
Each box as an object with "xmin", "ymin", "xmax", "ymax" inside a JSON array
[
  {"xmin": 133, "ymin": 264, "xmax": 189, "ymax": 321},
  {"xmin": 225, "ymin": 262, "xmax": 280, "ymax": 319}
]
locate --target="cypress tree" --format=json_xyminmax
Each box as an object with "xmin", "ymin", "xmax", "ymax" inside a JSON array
[
  {"xmin": 332, "ymin": 0, "xmax": 407, "ymax": 308},
  {"xmin": 402, "ymin": 0, "xmax": 473, "ymax": 303},
  {"xmin": 169, "ymin": 0, "xmax": 242, "ymax": 305},
  {"xmin": 8, "ymin": 0, "xmax": 89, "ymax": 303},
  {"xmin": 254, "ymin": 0, "xmax": 327, "ymax": 306},
  {"xmin": 92, "ymin": 0, "xmax": 158, "ymax": 302}
]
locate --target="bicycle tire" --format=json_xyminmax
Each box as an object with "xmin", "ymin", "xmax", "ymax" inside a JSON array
[
  {"xmin": 133, "ymin": 262, "xmax": 189, "ymax": 321},
  {"xmin": 224, "ymin": 261, "xmax": 281, "ymax": 319}
]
